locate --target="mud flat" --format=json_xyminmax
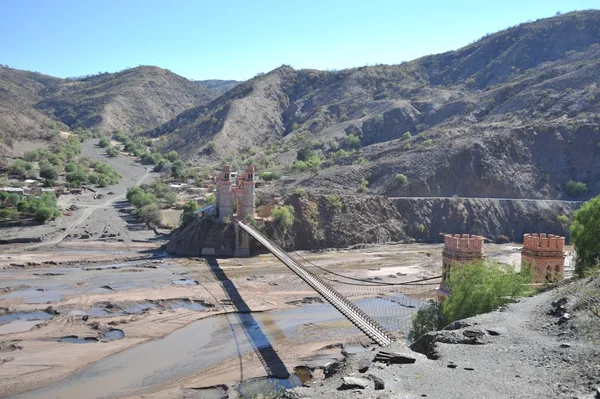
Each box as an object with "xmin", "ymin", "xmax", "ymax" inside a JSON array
[{"xmin": 0, "ymin": 243, "xmax": 543, "ymax": 397}]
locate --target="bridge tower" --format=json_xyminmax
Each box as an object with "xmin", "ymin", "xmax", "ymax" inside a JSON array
[
  {"xmin": 437, "ymin": 234, "xmax": 485, "ymax": 302},
  {"xmin": 216, "ymin": 166, "xmax": 233, "ymax": 220},
  {"xmin": 521, "ymin": 233, "xmax": 565, "ymax": 283}
]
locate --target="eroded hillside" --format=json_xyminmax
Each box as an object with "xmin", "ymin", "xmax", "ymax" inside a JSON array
[{"xmin": 149, "ymin": 10, "xmax": 600, "ymax": 200}]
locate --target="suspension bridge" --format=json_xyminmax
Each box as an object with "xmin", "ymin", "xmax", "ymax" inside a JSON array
[{"xmin": 237, "ymin": 220, "xmax": 441, "ymax": 346}]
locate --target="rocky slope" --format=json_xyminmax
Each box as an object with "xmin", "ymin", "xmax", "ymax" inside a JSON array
[
  {"xmin": 35, "ymin": 66, "xmax": 221, "ymax": 133},
  {"xmin": 394, "ymin": 197, "xmax": 580, "ymax": 242},
  {"xmin": 165, "ymin": 194, "xmax": 581, "ymax": 255},
  {"xmin": 285, "ymin": 272, "xmax": 600, "ymax": 399},
  {"xmin": 148, "ymin": 10, "xmax": 600, "ymax": 200}
]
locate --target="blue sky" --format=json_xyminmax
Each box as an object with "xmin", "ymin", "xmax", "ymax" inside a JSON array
[{"xmin": 1, "ymin": 0, "xmax": 598, "ymax": 81}]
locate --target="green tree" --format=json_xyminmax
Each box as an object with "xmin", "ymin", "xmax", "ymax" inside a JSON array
[
  {"xmin": 164, "ymin": 191, "xmax": 178, "ymax": 208},
  {"xmin": 139, "ymin": 203, "xmax": 162, "ymax": 227},
  {"xmin": 402, "ymin": 131, "xmax": 412, "ymax": 140},
  {"xmin": 180, "ymin": 200, "xmax": 200, "ymax": 226},
  {"xmin": 165, "ymin": 150, "xmax": 179, "ymax": 162},
  {"xmin": 171, "ymin": 160, "xmax": 186, "ymax": 179},
  {"xmin": 442, "ymin": 260, "xmax": 533, "ymax": 323},
  {"xmin": 423, "ymin": 139, "xmax": 433, "ymax": 147},
  {"xmin": 271, "ymin": 205, "xmax": 294, "ymax": 232},
  {"xmin": 296, "ymin": 147, "xmax": 314, "ymax": 162},
  {"xmin": 39, "ymin": 162, "xmax": 58, "ymax": 181},
  {"xmin": 395, "ymin": 173, "xmax": 408, "ymax": 185},
  {"xmin": 570, "ymin": 195, "xmax": 600, "ymax": 276},
  {"xmin": 204, "ymin": 193, "xmax": 216, "ymax": 206}
]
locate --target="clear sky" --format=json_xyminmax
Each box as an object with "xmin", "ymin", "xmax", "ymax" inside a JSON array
[{"xmin": 1, "ymin": 0, "xmax": 598, "ymax": 81}]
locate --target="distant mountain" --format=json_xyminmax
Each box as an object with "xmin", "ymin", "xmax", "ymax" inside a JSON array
[
  {"xmin": 0, "ymin": 65, "xmax": 239, "ymax": 146},
  {"xmin": 196, "ymin": 79, "xmax": 239, "ymax": 95},
  {"xmin": 35, "ymin": 66, "xmax": 224, "ymax": 133},
  {"xmin": 148, "ymin": 10, "xmax": 600, "ymax": 200}
]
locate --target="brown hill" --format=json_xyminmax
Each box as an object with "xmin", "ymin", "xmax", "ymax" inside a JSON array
[
  {"xmin": 0, "ymin": 66, "xmax": 62, "ymax": 145},
  {"xmin": 35, "ymin": 66, "xmax": 222, "ymax": 133},
  {"xmin": 148, "ymin": 10, "xmax": 600, "ymax": 200}
]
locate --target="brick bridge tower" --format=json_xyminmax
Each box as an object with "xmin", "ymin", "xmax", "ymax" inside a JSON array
[
  {"xmin": 521, "ymin": 233, "xmax": 565, "ymax": 283},
  {"xmin": 437, "ymin": 234, "xmax": 485, "ymax": 302},
  {"xmin": 215, "ymin": 165, "xmax": 256, "ymax": 257}
]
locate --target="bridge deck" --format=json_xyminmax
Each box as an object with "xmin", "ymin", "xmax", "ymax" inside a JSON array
[{"xmin": 237, "ymin": 221, "xmax": 395, "ymax": 346}]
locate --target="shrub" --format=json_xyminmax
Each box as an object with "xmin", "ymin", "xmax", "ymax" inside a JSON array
[
  {"xmin": 566, "ymin": 180, "xmax": 587, "ymax": 197},
  {"xmin": 98, "ymin": 137, "xmax": 110, "ymax": 148},
  {"xmin": 570, "ymin": 195, "xmax": 600, "ymax": 276},
  {"xmin": 327, "ymin": 194, "xmax": 343, "ymax": 212},
  {"xmin": 260, "ymin": 171, "xmax": 281, "ymax": 181},
  {"xmin": 423, "ymin": 139, "xmax": 433, "ymax": 147},
  {"xmin": 357, "ymin": 178, "xmax": 368, "ymax": 193},
  {"xmin": 271, "ymin": 205, "xmax": 294, "ymax": 232},
  {"xmin": 294, "ymin": 187, "xmax": 306, "ymax": 196},
  {"xmin": 165, "ymin": 150, "xmax": 179, "ymax": 162},
  {"xmin": 402, "ymin": 131, "xmax": 412, "ymax": 140},
  {"xmin": 296, "ymin": 147, "xmax": 314, "ymax": 162},
  {"xmin": 345, "ymin": 134, "xmax": 361, "ymax": 149},
  {"xmin": 164, "ymin": 192, "xmax": 178, "ymax": 207},
  {"xmin": 180, "ymin": 200, "xmax": 200, "ymax": 227},
  {"xmin": 106, "ymin": 146, "xmax": 119, "ymax": 157},
  {"xmin": 403, "ymin": 143, "xmax": 411, "ymax": 150},
  {"xmin": 206, "ymin": 140, "xmax": 217, "ymax": 153},
  {"xmin": 408, "ymin": 301, "xmax": 446, "ymax": 342},
  {"xmin": 395, "ymin": 173, "xmax": 408, "ymax": 185}
]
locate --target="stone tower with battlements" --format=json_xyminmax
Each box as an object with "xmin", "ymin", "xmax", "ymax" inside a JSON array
[
  {"xmin": 437, "ymin": 234, "xmax": 485, "ymax": 301},
  {"xmin": 215, "ymin": 165, "xmax": 256, "ymax": 257},
  {"xmin": 522, "ymin": 233, "xmax": 565, "ymax": 283}
]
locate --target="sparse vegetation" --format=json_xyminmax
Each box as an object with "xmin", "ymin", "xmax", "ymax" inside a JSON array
[
  {"xmin": 271, "ymin": 205, "xmax": 294, "ymax": 232},
  {"xmin": 566, "ymin": 180, "xmax": 587, "ymax": 197},
  {"xmin": 0, "ymin": 192, "xmax": 60, "ymax": 223},
  {"xmin": 402, "ymin": 131, "xmax": 412, "ymax": 140},
  {"xmin": 180, "ymin": 200, "xmax": 200, "ymax": 227},
  {"xmin": 570, "ymin": 195, "xmax": 600, "ymax": 277},
  {"xmin": 395, "ymin": 173, "xmax": 408, "ymax": 185},
  {"xmin": 357, "ymin": 178, "xmax": 368, "ymax": 193},
  {"xmin": 423, "ymin": 139, "xmax": 433, "ymax": 147},
  {"xmin": 327, "ymin": 194, "xmax": 343, "ymax": 212},
  {"xmin": 409, "ymin": 260, "xmax": 533, "ymax": 341}
]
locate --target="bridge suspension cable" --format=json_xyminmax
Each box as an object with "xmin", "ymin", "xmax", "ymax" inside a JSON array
[{"xmin": 237, "ymin": 220, "xmax": 396, "ymax": 346}]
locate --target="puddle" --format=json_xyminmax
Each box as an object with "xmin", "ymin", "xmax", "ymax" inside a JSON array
[
  {"xmin": 102, "ymin": 329, "xmax": 125, "ymax": 341},
  {"xmin": 124, "ymin": 302, "xmax": 156, "ymax": 314},
  {"xmin": 60, "ymin": 329, "xmax": 124, "ymax": 344},
  {"xmin": 0, "ymin": 311, "xmax": 54, "ymax": 324},
  {"xmin": 172, "ymin": 279, "xmax": 199, "ymax": 286},
  {"xmin": 342, "ymin": 344, "xmax": 365, "ymax": 355},
  {"xmin": 0, "ymin": 289, "xmax": 63, "ymax": 304},
  {"xmin": 236, "ymin": 376, "xmax": 302, "ymax": 397},
  {"xmin": 59, "ymin": 336, "xmax": 99, "ymax": 344}
]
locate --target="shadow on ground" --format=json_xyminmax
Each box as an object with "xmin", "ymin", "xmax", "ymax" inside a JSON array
[{"xmin": 207, "ymin": 257, "xmax": 290, "ymax": 379}]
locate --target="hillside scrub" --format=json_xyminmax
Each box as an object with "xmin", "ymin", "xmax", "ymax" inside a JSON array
[
  {"xmin": 409, "ymin": 260, "xmax": 533, "ymax": 341},
  {"xmin": 570, "ymin": 194, "xmax": 600, "ymax": 277},
  {"xmin": 566, "ymin": 180, "xmax": 587, "ymax": 197},
  {"xmin": 180, "ymin": 200, "xmax": 199, "ymax": 227}
]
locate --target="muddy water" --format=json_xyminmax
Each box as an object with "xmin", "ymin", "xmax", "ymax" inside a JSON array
[{"xmin": 12, "ymin": 295, "xmax": 423, "ymax": 399}]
